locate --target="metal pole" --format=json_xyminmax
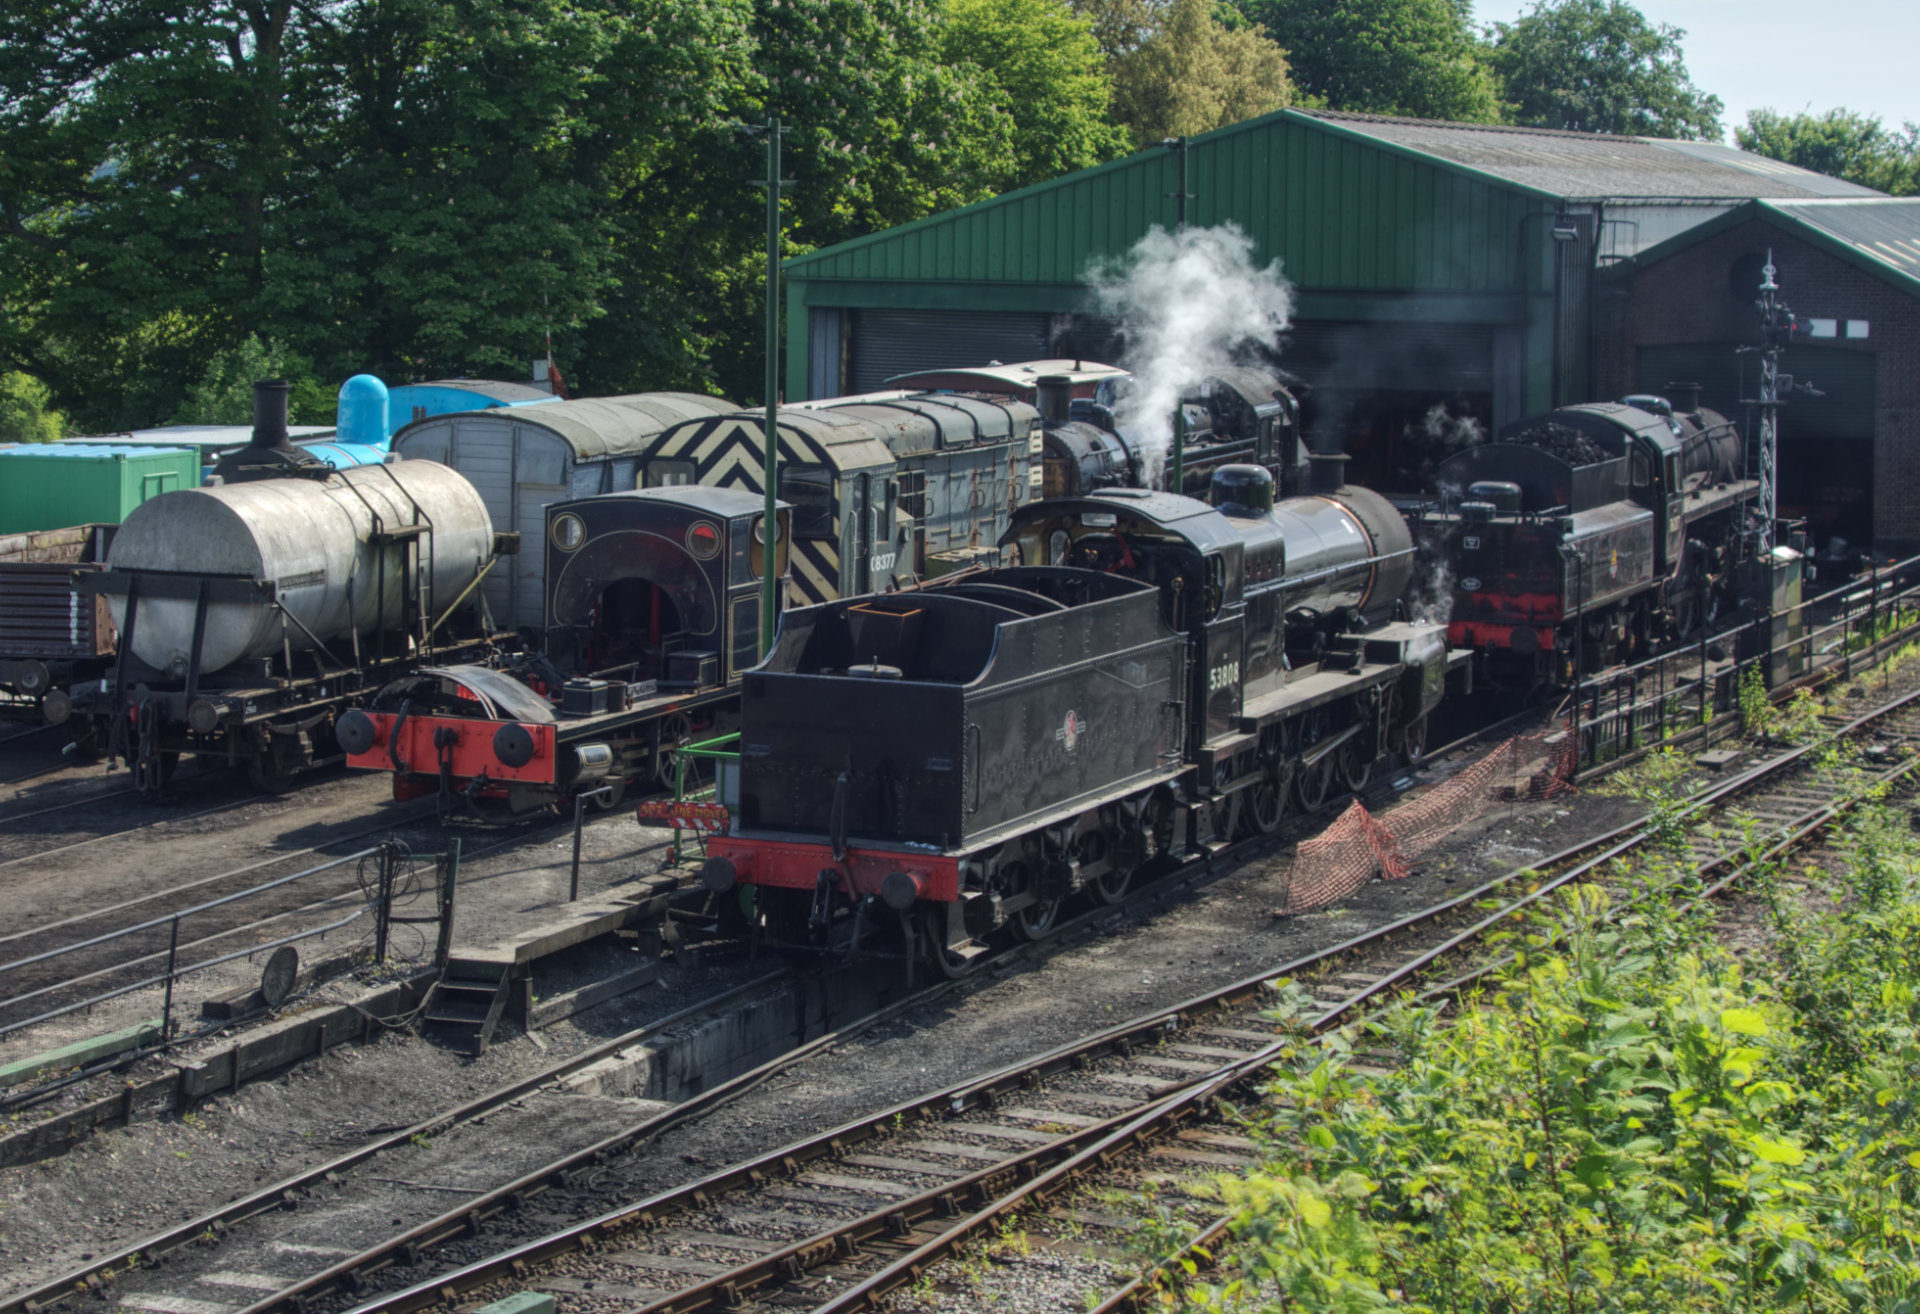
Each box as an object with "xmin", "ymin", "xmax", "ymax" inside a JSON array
[
  {"xmin": 760, "ymin": 114, "xmax": 783, "ymax": 659},
  {"xmin": 434, "ymin": 839, "xmax": 460, "ymax": 967},
  {"xmin": 374, "ymin": 844, "xmax": 394, "ymax": 964},
  {"xmin": 161, "ymin": 915, "xmax": 180, "ymax": 1043},
  {"xmin": 571, "ymin": 793, "xmax": 588, "ymax": 903}
]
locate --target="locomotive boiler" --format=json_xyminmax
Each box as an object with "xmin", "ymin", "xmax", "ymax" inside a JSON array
[
  {"xmin": 1416, "ymin": 396, "xmax": 1756, "ymax": 685},
  {"xmin": 701, "ymin": 456, "xmax": 1455, "ymax": 978}
]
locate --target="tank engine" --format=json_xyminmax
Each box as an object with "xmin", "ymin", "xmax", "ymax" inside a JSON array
[
  {"xmin": 700, "ymin": 457, "xmax": 1454, "ymax": 978},
  {"xmin": 1416, "ymin": 396, "xmax": 1756, "ymax": 685}
]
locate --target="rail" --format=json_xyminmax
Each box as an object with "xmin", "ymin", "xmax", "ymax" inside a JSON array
[{"xmin": 0, "ymin": 842, "xmax": 450, "ymax": 1046}]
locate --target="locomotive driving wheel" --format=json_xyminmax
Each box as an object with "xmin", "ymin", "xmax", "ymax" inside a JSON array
[
  {"xmin": 1401, "ymin": 716, "xmax": 1429, "ymax": 766},
  {"xmin": 1244, "ymin": 764, "xmax": 1287, "ymax": 835},
  {"xmin": 1337, "ymin": 738, "xmax": 1373, "ymax": 794},
  {"xmin": 1295, "ymin": 754, "xmax": 1334, "ymax": 811},
  {"xmin": 652, "ymin": 712, "xmax": 695, "ymax": 787}
]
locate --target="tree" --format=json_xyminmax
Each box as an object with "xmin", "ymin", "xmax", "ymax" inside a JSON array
[
  {"xmin": 170, "ymin": 337, "xmax": 333, "ymax": 426},
  {"xmin": 1239, "ymin": 0, "xmax": 1500, "ymax": 123},
  {"xmin": 1738, "ymin": 109, "xmax": 1919, "ymax": 196},
  {"xmin": 1489, "ymin": 0, "xmax": 1722, "ymax": 140},
  {"xmin": 937, "ymin": 0, "xmax": 1131, "ymax": 188},
  {"xmin": 0, "ymin": 372, "xmax": 66, "ymax": 443},
  {"xmin": 1108, "ymin": 0, "xmax": 1292, "ymax": 143}
]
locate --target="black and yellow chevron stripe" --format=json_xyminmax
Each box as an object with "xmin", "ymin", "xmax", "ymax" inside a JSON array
[{"xmin": 649, "ymin": 417, "xmax": 849, "ymax": 605}]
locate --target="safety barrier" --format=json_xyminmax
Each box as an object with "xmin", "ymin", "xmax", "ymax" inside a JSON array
[{"xmin": 1280, "ymin": 722, "xmax": 1576, "ymax": 917}]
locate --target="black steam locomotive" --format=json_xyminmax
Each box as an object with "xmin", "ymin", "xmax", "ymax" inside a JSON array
[
  {"xmin": 1415, "ymin": 395, "xmax": 1756, "ymax": 685},
  {"xmin": 1036, "ymin": 366, "xmax": 1305, "ymax": 501},
  {"xmin": 699, "ymin": 457, "xmax": 1453, "ymax": 976}
]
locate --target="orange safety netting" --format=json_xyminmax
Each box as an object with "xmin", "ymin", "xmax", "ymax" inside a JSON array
[{"xmin": 1278, "ymin": 721, "xmax": 1577, "ymax": 916}]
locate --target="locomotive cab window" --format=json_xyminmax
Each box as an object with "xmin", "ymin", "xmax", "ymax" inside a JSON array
[
  {"xmin": 749, "ymin": 509, "xmax": 792, "ymax": 579},
  {"xmin": 779, "ymin": 465, "xmax": 835, "ymax": 540},
  {"xmin": 1630, "ymin": 448, "xmax": 1652, "ymax": 488},
  {"xmin": 645, "ymin": 460, "xmax": 695, "ymax": 488}
]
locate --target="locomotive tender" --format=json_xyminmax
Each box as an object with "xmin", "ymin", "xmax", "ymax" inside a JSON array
[
  {"xmin": 1416, "ymin": 395, "xmax": 1756, "ymax": 685},
  {"xmin": 701, "ymin": 456, "xmax": 1454, "ymax": 976}
]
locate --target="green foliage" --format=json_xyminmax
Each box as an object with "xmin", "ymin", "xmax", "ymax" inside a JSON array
[
  {"xmin": 1488, "ymin": 0, "xmax": 1723, "ymax": 140},
  {"xmin": 170, "ymin": 337, "xmax": 333, "ymax": 427},
  {"xmin": 1737, "ymin": 109, "xmax": 1920, "ymax": 197},
  {"xmin": 1597, "ymin": 747, "xmax": 1698, "ymax": 850},
  {"xmin": 1738, "ymin": 663, "xmax": 1774, "ymax": 738},
  {"xmin": 1106, "ymin": 0, "xmax": 1292, "ymax": 144},
  {"xmin": 0, "ymin": 371, "xmax": 66, "ymax": 443},
  {"xmin": 939, "ymin": 0, "xmax": 1131, "ymax": 185},
  {"xmin": 1238, "ymin": 0, "xmax": 1500, "ymax": 122},
  {"xmin": 1182, "ymin": 870, "xmax": 1920, "ymax": 1311}
]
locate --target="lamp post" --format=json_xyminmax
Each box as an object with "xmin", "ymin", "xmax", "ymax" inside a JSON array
[{"xmin": 750, "ymin": 116, "xmax": 790, "ymax": 658}]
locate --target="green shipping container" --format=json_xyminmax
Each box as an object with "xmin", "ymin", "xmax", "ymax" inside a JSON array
[{"xmin": 0, "ymin": 444, "xmax": 198, "ymax": 535}]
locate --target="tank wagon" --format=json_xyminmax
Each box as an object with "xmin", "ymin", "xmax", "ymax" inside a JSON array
[
  {"xmin": 632, "ymin": 393, "xmax": 1038, "ymax": 601},
  {"xmin": 700, "ymin": 455, "xmax": 1456, "ymax": 977},
  {"xmin": 391, "ymin": 392, "xmax": 738, "ymax": 631},
  {"xmin": 56, "ymin": 387, "xmax": 512, "ymax": 790},
  {"xmin": 338, "ymin": 487, "xmax": 790, "ymax": 810},
  {"xmin": 1415, "ymin": 394, "xmax": 1756, "ymax": 685}
]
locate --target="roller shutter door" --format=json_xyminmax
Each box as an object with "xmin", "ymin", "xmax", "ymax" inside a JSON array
[
  {"xmin": 848, "ymin": 310, "xmax": 1051, "ymax": 393},
  {"xmin": 1280, "ymin": 321, "xmax": 1495, "ymax": 391},
  {"xmin": 1637, "ymin": 343, "xmax": 1876, "ymax": 538}
]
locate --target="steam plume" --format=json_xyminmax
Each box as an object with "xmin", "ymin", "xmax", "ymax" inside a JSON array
[{"xmin": 1087, "ymin": 223, "xmax": 1293, "ymax": 486}]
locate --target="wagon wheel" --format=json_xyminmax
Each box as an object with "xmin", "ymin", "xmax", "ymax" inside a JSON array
[
  {"xmin": 1245, "ymin": 766, "xmax": 1287, "ymax": 835},
  {"xmin": 653, "ymin": 712, "xmax": 695, "ymax": 788},
  {"xmin": 1006, "ymin": 862, "xmax": 1061, "ymax": 941},
  {"xmin": 1295, "ymin": 754, "xmax": 1334, "ymax": 811},
  {"xmin": 920, "ymin": 908, "xmax": 983, "ymax": 980},
  {"xmin": 1337, "ymin": 738, "xmax": 1374, "ymax": 795},
  {"xmin": 246, "ymin": 754, "xmax": 297, "ymax": 795}
]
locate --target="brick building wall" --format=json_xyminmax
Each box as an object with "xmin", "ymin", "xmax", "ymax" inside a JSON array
[{"xmin": 1595, "ymin": 215, "xmax": 1920, "ymax": 549}]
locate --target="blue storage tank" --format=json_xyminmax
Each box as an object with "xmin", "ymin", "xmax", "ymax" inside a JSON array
[
  {"xmin": 295, "ymin": 441, "xmax": 389, "ymax": 469},
  {"xmin": 386, "ymin": 380, "xmax": 557, "ymax": 436},
  {"xmin": 336, "ymin": 375, "xmax": 390, "ymax": 448}
]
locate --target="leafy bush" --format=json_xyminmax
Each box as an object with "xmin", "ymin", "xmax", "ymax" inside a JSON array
[
  {"xmin": 1175, "ymin": 842, "xmax": 1920, "ymax": 1311},
  {"xmin": 0, "ymin": 371, "xmax": 67, "ymax": 443}
]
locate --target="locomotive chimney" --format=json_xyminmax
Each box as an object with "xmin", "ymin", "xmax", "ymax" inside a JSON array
[
  {"xmin": 213, "ymin": 379, "xmax": 322, "ymax": 483},
  {"xmin": 1034, "ymin": 374, "xmax": 1072, "ymax": 424},
  {"xmin": 251, "ymin": 379, "xmax": 291, "ymax": 449},
  {"xmin": 1308, "ymin": 447, "xmax": 1349, "ymax": 495},
  {"xmin": 1665, "ymin": 380, "xmax": 1702, "ymax": 414}
]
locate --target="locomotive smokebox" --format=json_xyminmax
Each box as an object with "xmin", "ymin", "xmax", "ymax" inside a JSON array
[
  {"xmin": 1034, "ymin": 375, "xmax": 1072, "ymax": 423},
  {"xmin": 1210, "ymin": 463, "xmax": 1276, "ymax": 516}
]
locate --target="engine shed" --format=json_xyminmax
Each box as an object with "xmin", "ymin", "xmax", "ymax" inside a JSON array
[{"xmin": 785, "ymin": 109, "xmax": 1874, "ymax": 500}]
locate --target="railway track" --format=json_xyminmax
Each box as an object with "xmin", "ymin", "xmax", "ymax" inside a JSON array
[
  {"xmin": 4, "ymin": 667, "xmax": 1904, "ymax": 1314},
  {"xmin": 0, "ymin": 796, "xmax": 653, "ymax": 1042},
  {"xmin": 190, "ymin": 689, "xmax": 1919, "ymax": 1314}
]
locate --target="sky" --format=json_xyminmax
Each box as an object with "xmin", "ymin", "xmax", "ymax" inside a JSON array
[{"xmin": 1472, "ymin": 0, "xmax": 1920, "ymax": 139}]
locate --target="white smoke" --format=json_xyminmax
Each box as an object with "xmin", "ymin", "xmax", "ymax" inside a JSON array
[
  {"xmin": 1413, "ymin": 402, "xmax": 1485, "ymax": 452},
  {"xmin": 1086, "ymin": 223, "xmax": 1293, "ymax": 488},
  {"xmin": 1410, "ymin": 558, "xmax": 1455, "ymax": 628}
]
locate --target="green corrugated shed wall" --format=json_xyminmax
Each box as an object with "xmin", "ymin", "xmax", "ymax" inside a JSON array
[{"xmin": 785, "ymin": 108, "xmax": 1566, "ymax": 413}]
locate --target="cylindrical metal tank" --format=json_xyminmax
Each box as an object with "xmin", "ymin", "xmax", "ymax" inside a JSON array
[
  {"xmin": 1265, "ymin": 484, "xmax": 1414, "ymax": 623},
  {"xmin": 108, "ymin": 461, "xmax": 493, "ymax": 677}
]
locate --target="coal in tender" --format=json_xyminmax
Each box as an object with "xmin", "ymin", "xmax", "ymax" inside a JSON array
[{"xmin": 1506, "ymin": 422, "xmax": 1608, "ymax": 467}]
